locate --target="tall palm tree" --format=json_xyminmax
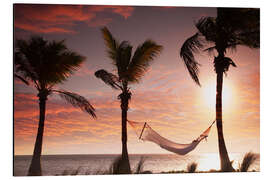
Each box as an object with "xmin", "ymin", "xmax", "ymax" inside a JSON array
[
  {"xmin": 14, "ymin": 36, "xmax": 96, "ymax": 176},
  {"xmin": 179, "ymin": 8, "xmax": 259, "ymax": 171},
  {"xmin": 95, "ymin": 27, "xmax": 162, "ymax": 173}
]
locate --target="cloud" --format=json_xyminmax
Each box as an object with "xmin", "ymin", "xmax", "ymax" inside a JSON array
[
  {"xmin": 14, "ymin": 4, "xmax": 134, "ymax": 34},
  {"xmin": 14, "ymin": 91, "xmax": 122, "ymax": 142},
  {"xmin": 13, "ymin": 74, "xmax": 210, "ymax": 141},
  {"xmin": 14, "ymin": 64, "xmax": 260, "ymax": 154},
  {"xmin": 14, "ymin": 87, "xmax": 194, "ymax": 143},
  {"xmin": 108, "ymin": 6, "xmax": 134, "ymax": 19}
]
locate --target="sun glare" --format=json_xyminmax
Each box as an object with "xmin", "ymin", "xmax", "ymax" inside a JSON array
[
  {"xmin": 203, "ymin": 81, "xmax": 233, "ymax": 111},
  {"xmin": 198, "ymin": 153, "xmax": 248, "ymax": 171},
  {"xmin": 198, "ymin": 153, "xmax": 220, "ymax": 171}
]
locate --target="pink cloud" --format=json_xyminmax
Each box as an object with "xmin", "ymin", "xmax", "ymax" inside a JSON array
[
  {"xmin": 15, "ymin": 21, "xmax": 76, "ymax": 34},
  {"xmin": 14, "ymin": 69, "xmax": 260, "ymax": 154},
  {"xmin": 109, "ymin": 6, "xmax": 134, "ymax": 19},
  {"xmin": 14, "ymin": 4, "xmax": 134, "ymax": 34},
  {"xmin": 14, "ymin": 88, "xmax": 189, "ymax": 144}
]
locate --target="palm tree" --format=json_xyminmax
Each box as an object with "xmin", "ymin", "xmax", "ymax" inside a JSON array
[
  {"xmin": 14, "ymin": 36, "xmax": 96, "ymax": 176},
  {"xmin": 95, "ymin": 27, "xmax": 162, "ymax": 173},
  {"xmin": 179, "ymin": 8, "xmax": 259, "ymax": 171}
]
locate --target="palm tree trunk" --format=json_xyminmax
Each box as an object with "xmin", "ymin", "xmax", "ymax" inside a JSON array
[
  {"xmin": 28, "ymin": 94, "xmax": 47, "ymax": 176},
  {"xmin": 216, "ymin": 72, "xmax": 234, "ymax": 171},
  {"xmin": 119, "ymin": 89, "xmax": 131, "ymax": 174}
]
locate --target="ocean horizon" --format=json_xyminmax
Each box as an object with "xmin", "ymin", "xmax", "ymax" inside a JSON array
[{"xmin": 14, "ymin": 153, "xmax": 260, "ymax": 176}]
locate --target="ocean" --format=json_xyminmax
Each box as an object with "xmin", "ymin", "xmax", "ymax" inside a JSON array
[{"xmin": 14, "ymin": 153, "xmax": 260, "ymax": 176}]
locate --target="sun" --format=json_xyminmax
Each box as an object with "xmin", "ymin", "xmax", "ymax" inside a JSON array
[{"xmin": 203, "ymin": 80, "xmax": 233, "ymax": 110}]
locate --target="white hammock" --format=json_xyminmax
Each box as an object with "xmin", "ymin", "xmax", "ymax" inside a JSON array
[{"xmin": 128, "ymin": 120, "xmax": 215, "ymax": 155}]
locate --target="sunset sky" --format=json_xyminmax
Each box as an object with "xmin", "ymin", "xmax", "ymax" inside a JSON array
[{"xmin": 14, "ymin": 4, "xmax": 259, "ymax": 156}]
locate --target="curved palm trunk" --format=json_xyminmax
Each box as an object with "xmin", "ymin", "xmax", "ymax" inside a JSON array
[
  {"xmin": 119, "ymin": 86, "xmax": 131, "ymax": 174},
  {"xmin": 28, "ymin": 94, "xmax": 47, "ymax": 176},
  {"xmin": 216, "ymin": 71, "xmax": 234, "ymax": 172}
]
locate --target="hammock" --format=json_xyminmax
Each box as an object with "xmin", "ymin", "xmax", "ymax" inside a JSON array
[{"xmin": 128, "ymin": 120, "xmax": 215, "ymax": 155}]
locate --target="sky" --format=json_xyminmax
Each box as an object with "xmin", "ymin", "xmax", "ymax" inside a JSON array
[{"xmin": 14, "ymin": 4, "xmax": 259, "ymax": 156}]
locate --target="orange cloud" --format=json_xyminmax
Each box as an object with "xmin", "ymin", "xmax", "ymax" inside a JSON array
[
  {"xmin": 14, "ymin": 88, "xmax": 188, "ymax": 143},
  {"xmin": 14, "ymin": 91, "xmax": 123, "ymax": 145},
  {"xmin": 109, "ymin": 6, "xmax": 134, "ymax": 19},
  {"xmin": 14, "ymin": 4, "xmax": 134, "ymax": 34},
  {"xmin": 14, "ymin": 66, "xmax": 260, "ymax": 154}
]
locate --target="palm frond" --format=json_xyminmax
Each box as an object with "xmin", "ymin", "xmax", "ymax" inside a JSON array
[
  {"xmin": 195, "ymin": 17, "xmax": 217, "ymax": 42},
  {"xmin": 14, "ymin": 74, "xmax": 29, "ymax": 85},
  {"xmin": 55, "ymin": 90, "xmax": 96, "ymax": 118},
  {"xmin": 15, "ymin": 36, "xmax": 47, "ymax": 77},
  {"xmin": 225, "ymin": 43, "xmax": 238, "ymax": 54},
  {"xmin": 116, "ymin": 41, "xmax": 132, "ymax": 79},
  {"xmin": 15, "ymin": 36, "xmax": 86, "ymax": 89},
  {"xmin": 204, "ymin": 46, "xmax": 216, "ymax": 54},
  {"xmin": 101, "ymin": 27, "xmax": 119, "ymax": 64},
  {"xmin": 217, "ymin": 8, "xmax": 259, "ymax": 32},
  {"xmin": 214, "ymin": 56, "xmax": 237, "ymax": 74},
  {"xmin": 236, "ymin": 30, "xmax": 260, "ymax": 48},
  {"xmin": 127, "ymin": 40, "xmax": 163, "ymax": 83},
  {"xmin": 14, "ymin": 46, "xmax": 39, "ymax": 85},
  {"xmin": 226, "ymin": 57, "xmax": 237, "ymax": 67},
  {"xmin": 41, "ymin": 41, "xmax": 86, "ymax": 86},
  {"xmin": 180, "ymin": 33, "xmax": 203, "ymax": 86},
  {"xmin": 95, "ymin": 69, "xmax": 122, "ymax": 90},
  {"xmin": 217, "ymin": 8, "xmax": 259, "ymax": 49}
]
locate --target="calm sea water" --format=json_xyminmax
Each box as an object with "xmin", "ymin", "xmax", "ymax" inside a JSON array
[{"xmin": 14, "ymin": 153, "xmax": 260, "ymax": 176}]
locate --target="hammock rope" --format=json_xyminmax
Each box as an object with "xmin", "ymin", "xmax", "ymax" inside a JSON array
[
  {"xmin": 139, "ymin": 122, "xmax": 147, "ymax": 140},
  {"xmin": 128, "ymin": 120, "xmax": 216, "ymax": 155}
]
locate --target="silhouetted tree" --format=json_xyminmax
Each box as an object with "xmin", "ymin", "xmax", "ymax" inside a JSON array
[
  {"xmin": 180, "ymin": 8, "xmax": 259, "ymax": 171},
  {"xmin": 14, "ymin": 36, "xmax": 96, "ymax": 176},
  {"xmin": 95, "ymin": 27, "xmax": 162, "ymax": 173}
]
